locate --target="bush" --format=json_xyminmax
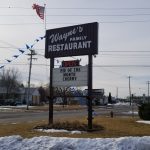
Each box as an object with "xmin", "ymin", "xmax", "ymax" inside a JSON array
[
  {"xmin": 138, "ymin": 103, "xmax": 150, "ymax": 120},
  {"xmin": 34, "ymin": 121, "xmax": 104, "ymax": 132}
]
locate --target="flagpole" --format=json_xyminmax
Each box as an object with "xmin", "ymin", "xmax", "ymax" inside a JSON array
[{"xmin": 44, "ymin": 4, "xmax": 46, "ymax": 31}]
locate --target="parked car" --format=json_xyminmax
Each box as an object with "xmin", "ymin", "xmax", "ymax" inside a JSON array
[{"xmin": 14, "ymin": 101, "xmax": 22, "ymax": 106}]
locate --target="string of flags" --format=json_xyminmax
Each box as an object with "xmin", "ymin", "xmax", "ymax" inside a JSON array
[
  {"xmin": 0, "ymin": 35, "xmax": 45, "ymax": 70},
  {"xmin": 0, "ymin": 35, "xmax": 65, "ymax": 70},
  {"xmin": 0, "ymin": 3, "xmax": 81, "ymax": 70},
  {"xmin": 0, "ymin": 3, "xmax": 45, "ymax": 69}
]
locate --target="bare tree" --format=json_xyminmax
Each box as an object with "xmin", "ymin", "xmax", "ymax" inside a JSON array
[
  {"xmin": 108, "ymin": 92, "xmax": 112, "ymax": 104},
  {"xmin": 38, "ymin": 86, "xmax": 46, "ymax": 103},
  {"xmin": 0, "ymin": 68, "xmax": 22, "ymax": 98}
]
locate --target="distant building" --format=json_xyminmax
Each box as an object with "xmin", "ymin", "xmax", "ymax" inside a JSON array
[
  {"xmin": 83, "ymin": 89, "xmax": 106, "ymax": 105},
  {"xmin": 0, "ymin": 86, "xmax": 44, "ymax": 105}
]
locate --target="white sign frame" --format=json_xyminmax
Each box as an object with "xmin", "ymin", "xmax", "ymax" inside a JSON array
[{"xmin": 53, "ymin": 66, "xmax": 88, "ymax": 87}]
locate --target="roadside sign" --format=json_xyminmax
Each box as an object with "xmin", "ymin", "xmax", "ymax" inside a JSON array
[
  {"xmin": 53, "ymin": 66, "xmax": 88, "ymax": 87},
  {"xmin": 45, "ymin": 22, "xmax": 98, "ymax": 58}
]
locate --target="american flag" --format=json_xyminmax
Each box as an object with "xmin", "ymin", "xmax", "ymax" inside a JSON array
[{"xmin": 32, "ymin": 4, "xmax": 45, "ymax": 20}]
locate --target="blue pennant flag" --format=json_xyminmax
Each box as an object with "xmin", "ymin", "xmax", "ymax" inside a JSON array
[
  {"xmin": 19, "ymin": 49, "xmax": 25, "ymax": 53},
  {"xmin": 35, "ymin": 39, "xmax": 39, "ymax": 42},
  {"xmin": 13, "ymin": 55, "xmax": 19, "ymax": 58},
  {"xmin": 40, "ymin": 36, "xmax": 44, "ymax": 40},
  {"xmin": 0, "ymin": 65, "xmax": 4, "ymax": 69},
  {"xmin": 6, "ymin": 59, "xmax": 11, "ymax": 63},
  {"xmin": 26, "ymin": 44, "xmax": 30, "ymax": 49},
  {"xmin": 31, "ymin": 44, "xmax": 35, "ymax": 48}
]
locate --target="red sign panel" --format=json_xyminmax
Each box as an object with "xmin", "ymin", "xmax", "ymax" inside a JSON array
[{"xmin": 62, "ymin": 60, "xmax": 80, "ymax": 67}]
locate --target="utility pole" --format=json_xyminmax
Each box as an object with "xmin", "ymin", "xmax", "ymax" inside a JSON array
[
  {"xmin": 128, "ymin": 76, "xmax": 132, "ymax": 105},
  {"xmin": 116, "ymin": 87, "xmax": 118, "ymax": 100},
  {"xmin": 26, "ymin": 50, "xmax": 37, "ymax": 110},
  {"xmin": 147, "ymin": 81, "xmax": 150, "ymax": 103}
]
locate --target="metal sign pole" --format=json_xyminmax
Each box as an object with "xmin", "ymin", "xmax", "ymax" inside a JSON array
[
  {"xmin": 49, "ymin": 58, "xmax": 54, "ymax": 124},
  {"xmin": 88, "ymin": 54, "xmax": 93, "ymax": 130}
]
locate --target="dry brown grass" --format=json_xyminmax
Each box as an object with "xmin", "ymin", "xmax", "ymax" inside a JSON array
[
  {"xmin": 0, "ymin": 116, "xmax": 150, "ymax": 138},
  {"xmin": 93, "ymin": 117, "xmax": 150, "ymax": 138}
]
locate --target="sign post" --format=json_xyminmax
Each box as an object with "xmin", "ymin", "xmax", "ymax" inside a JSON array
[
  {"xmin": 49, "ymin": 58, "xmax": 54, "ymax": 124},
  {"xmin": 88, "ymin": 54, "xmax": 93, "ymax": 130}
]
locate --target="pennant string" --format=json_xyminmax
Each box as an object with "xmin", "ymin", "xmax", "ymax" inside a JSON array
[
  {"xmin": 0, "ymin": 66, "xmax": 4, "ymax": 69},
  {"xmin": 19, "ymin": 49, "xmax": 25, "ymax": 53},
  {"xmin": 6, "ymin": 59, "xmax": 12, "ymax": 63},
  {"xmin": 13, "ymin": 55, "xmax": 19, "ymax": 58},
  {"xmin": 26, "ymin": 44, "xmax": 30, "ymax": 49},
  {"xmin": 0, "ymin": 35, "xmax": 45, "ymax": 70},
  {"xmin": 0, "ymin": 35, "xmax": 65, "ymax": 70}
]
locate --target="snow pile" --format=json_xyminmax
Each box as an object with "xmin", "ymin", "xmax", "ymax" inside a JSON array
[
  {"xmin": 122, "ymin": 111, "xmax": 138, "ymax": 115},
  {"xmin": 137, "ymin": 120, "xmax": 150, "ymax": 125},
  {"xmin": 0, "ymin": 107, "xmax": 12, "ymax": 110},
  {"xmin": 114, "ymin": 102, "xmax": 130, "ymax": 106},
  {"xmin": 36, "ymin": 129, "xmax": 82, "ymax": 134},
  {"xmin": 0, "ymin": 105, "xmax": 33, "ymax": 109},
  {"xmin": 0, "ymin": 136, "xmax": 150, "ymax": 150}
]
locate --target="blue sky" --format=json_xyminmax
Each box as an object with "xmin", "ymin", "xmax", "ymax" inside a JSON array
[{"xmin": 0, "ymin": 0, "xmax": 150, "ymax": 98}]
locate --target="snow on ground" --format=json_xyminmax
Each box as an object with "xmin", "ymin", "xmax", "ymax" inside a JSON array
[
  {"xmin": 0, "ymin": 136, "xmax": 150, "ymax": 150},
  {"xmin": 113, "ymin": 102, "xmax": 131, "ymax": 106},
  {"xmin": 36, "ymin": 129, "xmax": 82, "ymax": 134},
  {"xmin": 0, "ymin": 107, "xmax": 11, "ymax": 110},
  {"xmin": 0, "ymin": 105, "xmax": 33, "ymax": 109},
  {"xmin": 122, "ymin": 111, "xmax": 138, "ymax": 115},
  {"xmin": 0, "ymin": 105, "xmax": 34, "ymax": 112},
  {"xmin": 137, "ymin": 120, "xmax": 150, "ymax": 125}
]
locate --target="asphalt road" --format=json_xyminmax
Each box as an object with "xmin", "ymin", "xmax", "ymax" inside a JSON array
[
  {"xmin": 0, "ymin": 110, "xmax": 87, "ymax": 123},
  {"xmin": 0, "ymin": 105, "xmax": 138, "ymax": 123}
]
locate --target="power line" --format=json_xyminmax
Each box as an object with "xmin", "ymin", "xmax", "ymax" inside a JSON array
[
  {"xmin": 4, "ymin": 63, "xmax": 150, "ymax": 68},
  {"xmin": 1, "ymin": 13, "xmax": 150, "ymax": 17},
  {"xmin": 98, "ymin": 67, "xmax": 126, "ymax": 77},
  {"xmin": 0, "ymin": 6, "xmax": 31, "ymax": 9},
  {"xmin": 0, "ymin": 40, "xmax": 19, "ymax": 49},
  {"xmin": 2, "ymin": 46, "xmax": 150, "ymax": 53},
  {"xmin": 99, "ymin": 20, "xmax": 150, "ymax": 23},
  {"xmin": 100, "ymin": 51, "xmax": 150, "ymax": 52},
  {"xmin": 1, "ymin": 20, "xmax": 150, "ymax": 26},
  {"xmin": 45, "ymin": 7, "xmax": 150, "ymax": 10},
  {"xmin": 98, "ymin": 54, "xmax": 150, "ymax": 58},
  {"xmin": 1, "ymin": 6, "xmax": 150, "ymax": 10},
  {"xmin": 99, "ymin": 54, "xmax": 150, "ymax": 56},
  {"xmin": 0, "ymin": 23, "xmax": 43, "ymax": 26},
  {"xmin": 94, "ymin": 65, "xmax": 150, "ymax": 68}
]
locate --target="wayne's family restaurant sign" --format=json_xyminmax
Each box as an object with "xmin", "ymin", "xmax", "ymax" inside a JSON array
[
  {"xmin": 53, "ymin": 66, "xmax": 88, "ymax": 87},
  {"xmin": 45, "ymin": 22, "xmax": 98, "ymax": 58}
]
